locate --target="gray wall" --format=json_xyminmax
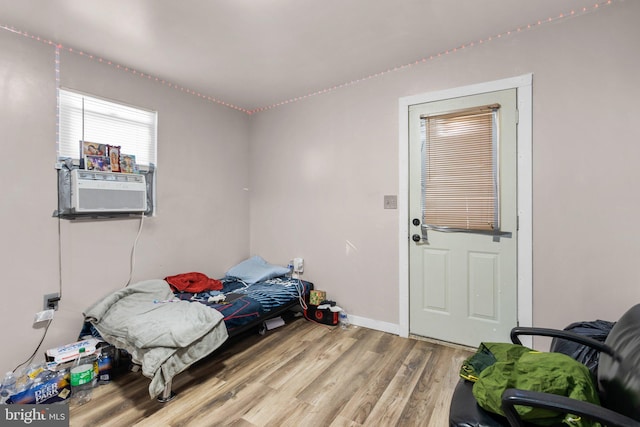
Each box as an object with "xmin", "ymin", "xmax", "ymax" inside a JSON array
[
  {"xmin": 1, "ymin": 1, "xmax": 639, "ymax": 375},
  {"xmin": 248, "ymin": 1, "xmax": 640, "ymax": 339},
  {"xmin": 0, "ymin": 30, "xmax": 250, "ymax": 375}
]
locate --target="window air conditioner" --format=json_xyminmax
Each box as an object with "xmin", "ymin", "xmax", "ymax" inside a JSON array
[{"xmin": 71, "ymin": 169, "xmax": 147, "ymax": 213}]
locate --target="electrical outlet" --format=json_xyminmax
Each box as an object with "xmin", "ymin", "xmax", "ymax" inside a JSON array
[
  {"xmin": 43, "ymin": 293, "xmax": 60, "ymax": 311},
  {"xmin": 384, "ymin": 195, "xmax": 397, "ymax": 209},
  {"xmin": 293, "ymin": 258, "xmax": 304, "ymax": 273}
]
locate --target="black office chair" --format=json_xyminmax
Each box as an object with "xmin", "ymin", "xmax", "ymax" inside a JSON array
[{"xmin": 449, "ymin": 304, "xmax": 640, "ymax": 427}]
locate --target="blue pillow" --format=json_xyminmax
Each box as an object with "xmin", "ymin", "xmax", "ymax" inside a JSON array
[{"xmin": 226, "ymin": 256, "xmax": 289, "ymax": 284}]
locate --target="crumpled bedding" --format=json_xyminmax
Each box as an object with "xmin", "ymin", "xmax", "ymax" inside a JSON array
[{"xmin": 83, "ymin": 279, "xmax": 228, "ymax": 398}]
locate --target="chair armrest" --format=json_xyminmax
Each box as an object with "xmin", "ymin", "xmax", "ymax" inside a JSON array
[
  {"xmin": 501, "ymin": 388, "xmax": 640, "ymax": 427},
  {"xmin": 510, "ymin": 327, "xmax": 616, "ymax": 357}
]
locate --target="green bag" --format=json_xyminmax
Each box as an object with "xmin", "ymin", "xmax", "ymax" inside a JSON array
[
  {"xmin": 472, "ymin": 350, "xmax": 601, "ymax": 427},
  {"xmin": 459, "ymin": 342, "xmax": 533, "ymax": 382}
]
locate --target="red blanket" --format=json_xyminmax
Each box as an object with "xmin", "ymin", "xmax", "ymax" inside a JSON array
[{"xmin": 164, "ymin": 272, "xmax": 223, "ymax": 293}]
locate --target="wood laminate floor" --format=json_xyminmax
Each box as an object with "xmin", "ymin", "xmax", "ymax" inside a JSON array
[{"xmin": 69, "ymin": 316, "xmax": 473, "ymax": 426}]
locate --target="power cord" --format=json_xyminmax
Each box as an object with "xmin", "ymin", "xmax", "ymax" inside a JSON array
[
  {"xmin": 15, "ymin": 210, "xmax": 142, "ymax": 374},
  {"xmin": 125, "ymin": 213, "xmax": 145, "ymax": 287},
  {"xmin": 296, "ymin": 278, "xmax": 337, "ymax": 327},
  {"xmin": 13, "ymin": 216, "xmax": 66, "ymax": 372},
  {"xmin": 12, "ymin": 320, "xmax": 53, "ymax": 373},
  {"xmin": 57, "ymin": 216, "xmax": 63, "ymax": 300},
  {"xmin": 295, "ymin": 278, "xmax": 308, "ymax": 311}
]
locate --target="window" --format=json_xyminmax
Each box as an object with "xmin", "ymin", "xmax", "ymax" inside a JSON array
[
  {"xmin": 58, "ymin": 89, "xmax": 157, "ymax": 167},
  {"xmin": 56, "ymin": 89, "xmax": 157, "ymax": 218},
  {"xmin": 420, "ymin": 105, "xmax": 499, "ymax": 232}
]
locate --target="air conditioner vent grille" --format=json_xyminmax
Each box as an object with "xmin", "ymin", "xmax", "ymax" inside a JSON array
[
  {"xmin": 77, "ymin": 188, "xmax": 146, "ymax": 211},
  {"xmin": 71, "ymin": 169, "xmax": 147, "ymax": 213}
]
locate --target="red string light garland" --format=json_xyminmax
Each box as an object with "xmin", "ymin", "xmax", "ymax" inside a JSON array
[{"xmin": 0, "ymin": 0, "xmax": 614, "ymax": 115}]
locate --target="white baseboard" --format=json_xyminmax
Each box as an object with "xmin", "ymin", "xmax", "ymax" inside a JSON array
[{"xmin": 348, "ymin": 314, "xmax": 400, "ymax": 335}]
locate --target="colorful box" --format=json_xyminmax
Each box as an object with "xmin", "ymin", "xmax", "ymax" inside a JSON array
[
  {"xmin": 309, "ymin": 290, "xmax": 326, "ymax": 306},
  {"xmin": 45, "ymin": 338, "xmax": 100, "ymax": 364}
]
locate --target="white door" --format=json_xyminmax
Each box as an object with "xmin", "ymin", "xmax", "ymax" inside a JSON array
[{"xmin": 408, "ymin": 89, "xmax": 518, "ymax": 347}]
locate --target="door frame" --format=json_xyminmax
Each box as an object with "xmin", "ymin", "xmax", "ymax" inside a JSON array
[{"xmin": 398, "ymin": 74, "xmax": 533, "ymax": 347}]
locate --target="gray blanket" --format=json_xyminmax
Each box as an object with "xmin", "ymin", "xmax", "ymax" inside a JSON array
[{"xmin": 84, "ymin": 280, "xmax": 228, "ymax": 398}]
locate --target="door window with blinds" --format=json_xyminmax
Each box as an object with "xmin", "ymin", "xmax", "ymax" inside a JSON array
[{"xmin": 420, "ymin": 104, "xmax": 500, "ymax": 232}]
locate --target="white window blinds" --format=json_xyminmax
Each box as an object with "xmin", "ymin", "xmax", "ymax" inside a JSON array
[
  {"xmin": 420, "ymin": 105, "xmax": 499, "ymax": 231},
  {"xmin": 58, "ymin": 89, "xmax": 157, "ymax": 167}
]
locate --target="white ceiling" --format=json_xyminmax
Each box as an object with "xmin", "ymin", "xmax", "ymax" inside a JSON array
[{"xmin": 0, "ymin": 0, "xmax": 604, "ymax": 113}]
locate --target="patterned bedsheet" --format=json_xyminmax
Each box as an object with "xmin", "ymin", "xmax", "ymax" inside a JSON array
[{"xmin": 173, "ymin": 276, "xmax": 313, "ymax": 334}]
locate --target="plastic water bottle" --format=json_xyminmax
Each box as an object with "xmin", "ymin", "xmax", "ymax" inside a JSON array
[
  {"xmin": 339, "ymin": 311, "xmax": 350, "ymax": 329},
  {"xmin": 286, "ymin": 262, "xmax": 294, "ymax": 278},
  {"xmin": 97, "ymin": 346, "xmax": 115, "ymax": 385},
  {"xmin": 70, "ymin": 348, "xmax": 97, "ymax": 405},
  {"xmin": 0, "ymin": 372, "xmax": 17, "ymax": 404}
]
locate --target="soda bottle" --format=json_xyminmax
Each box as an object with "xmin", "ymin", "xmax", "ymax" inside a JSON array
[{"xmin": 70, "ymin": 348, "xmax": 97, "ymax": 405}]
